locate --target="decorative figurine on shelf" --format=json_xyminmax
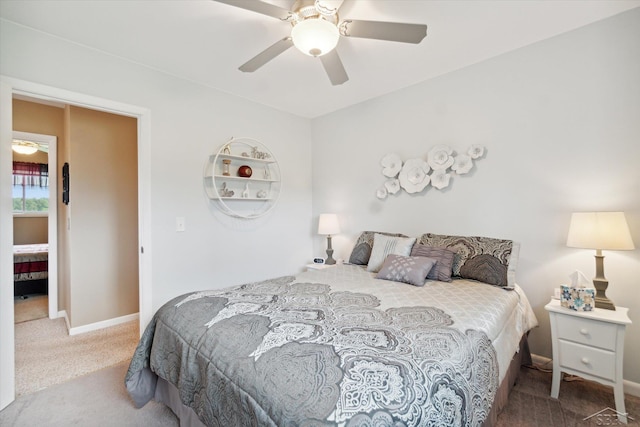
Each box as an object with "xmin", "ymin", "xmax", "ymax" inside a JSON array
[
  {"xmin": 238, "ymin": 165, "xmax": 252, "ymax": 178},
  {"xmin": 241, "ymin": 152, "xmax": 250, "ymax": 157},
  {"xmin": 242, "ymin": 183, "xmax": 250, "ymax": 198},
  {"xmin": 222, "ymin": 144, "xmax": 231, "ymax": 155},
  {"xmin": 222, "ymin": 159, "xmax": 231, "ymax": 176},
  {"xmin": 251, "ymin": 146, "xmax": 271, "ymax": 160},
  {"xmin": 256, "ymin": 190, "xmax": 267, "ymax": 199},
  {"xmin": 219, "ymin": 182, "xmax": 234, "ymax": 198},
  {"xmin": 263, "ymin": 166, "xmax": 270, "ymax": 180}
]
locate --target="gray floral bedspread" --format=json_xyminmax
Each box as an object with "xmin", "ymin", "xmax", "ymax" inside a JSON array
[{"xmin": 125, "ymin": 275, "xmax": 499, "ymax": 426}]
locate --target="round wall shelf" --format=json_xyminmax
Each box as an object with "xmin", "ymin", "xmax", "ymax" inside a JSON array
[{"xmin": 204, "ymin": 137, "xmax": 281, "ymax": 218}]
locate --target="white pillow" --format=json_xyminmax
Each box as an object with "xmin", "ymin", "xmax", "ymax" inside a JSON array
[{"xmin": 367, "ymin": 233, "xmax": 417, "ymax": 273}]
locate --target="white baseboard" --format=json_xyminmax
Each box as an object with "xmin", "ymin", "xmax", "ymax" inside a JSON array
[
  {"xmin": 624, "ymin": 379, "xmax": 640, "ymax": 398},
  {"xmin": 55, "ymin": 311, "xmax": 139, "ymax": 336},
  {"xmin": 57, "ymin": 310, "xmax": 70, "ymax": 331},
  {"xmin": 531, "ymin": 353, "xmax": 640, "ymax": 398}
]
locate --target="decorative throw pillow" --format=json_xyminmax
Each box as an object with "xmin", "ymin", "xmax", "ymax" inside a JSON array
[
  {"xmin": 367, "ymin": 234, "xmax": 416, "ymax": 273},
  {"xmin": 416, "ymin": 233, "xmax": 518, "ymax": 287},
  {"xmin": 348, "ymin": 231, "xmax": 407, "ymax": 265},
  {"xmin": 410, "ymin": 244, "xmax": 456, "ymax": 282},
  {"xmin": 376, "ymin": 255, "xmax": 436, "ymax": 287}
]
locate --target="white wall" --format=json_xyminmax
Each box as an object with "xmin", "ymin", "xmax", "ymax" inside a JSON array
[
  {"xmin": 0, "ymin": 20, "xmax": 314, "ymax": 315},
  {"xmin": 311, "ymin": 8, "xmax": 640, "ymax": 384}
]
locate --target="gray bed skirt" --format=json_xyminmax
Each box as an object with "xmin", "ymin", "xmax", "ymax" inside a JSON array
[
  {"xmin": 155, "ymin": 376, "xmax": 207, "ymax": 427},
  {"xmin": 153, "ymin": 334, "xmax": 532, "ymax": 427}
]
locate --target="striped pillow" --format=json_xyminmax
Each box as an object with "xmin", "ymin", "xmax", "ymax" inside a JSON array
[
  {"xmin": 410, "ymin": 244, "xmax": 456, "ymax": 282},
  {"xmin": 367, "ymin": 233, "xmax": 416, "ymax": 273}
]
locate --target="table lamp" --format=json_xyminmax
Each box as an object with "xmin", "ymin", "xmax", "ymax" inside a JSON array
[
  {"xmin": 318, "ymin": 213, "xmax": 340, "ymax": 265},
  {"xmin": 566, "ymin": 212, "xmax": 635, "ymax": 310}
]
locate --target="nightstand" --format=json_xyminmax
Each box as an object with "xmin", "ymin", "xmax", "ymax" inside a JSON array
[
  {"xmin": 305, "ymin": 263, "xmax": 335, "ymax": 271},
  {"xmin": 545, "ymin": 299, "xmax": 632, "ymax": 423}
]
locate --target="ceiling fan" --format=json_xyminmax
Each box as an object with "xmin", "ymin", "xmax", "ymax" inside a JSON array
[
  {"xmin": 12, "ymin": 139, "xmax": 48, "ymax": 155},
  {"xmin": 214, "ymin": 0, "xmax": 427, "ymax": 85}
]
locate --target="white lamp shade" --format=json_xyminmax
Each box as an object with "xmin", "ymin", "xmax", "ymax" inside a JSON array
[
  {"xmin": 291, "ymin": 18, "xmax": 339, "ymax": 57},
  {"xmin": 318, "ymin": 213, "xmax": 340, "ymax": 235},
  {"xmin": 567, "ymin": 212, "xmax": 635, "ymax": 250}
]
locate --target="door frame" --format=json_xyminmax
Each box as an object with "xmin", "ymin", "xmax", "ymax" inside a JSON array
[
  {"xmin": 0, "ymin": 76, "xmax": 153, "ymax": 410},
  {"xmin": 12, "ymin": 130, "xmax": 58, "ymax": 320}
]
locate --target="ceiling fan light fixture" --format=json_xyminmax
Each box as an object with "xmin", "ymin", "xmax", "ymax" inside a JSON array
[
  {"xmin": 291, "ymin": 18, "xmax": 339, "ymax": 57},
  {"xmin": 12, "ymin": 140, "xmax": 38, "ymax": 155}
]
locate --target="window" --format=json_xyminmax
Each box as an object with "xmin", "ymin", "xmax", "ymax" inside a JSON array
[{"xmin": 12, "ymin": 161, "xmax": 49, "ymax": 213}]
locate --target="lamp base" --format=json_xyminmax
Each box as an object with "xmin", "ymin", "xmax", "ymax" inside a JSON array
[
  {"xmin": 593, "ymin": 278, "xmax": 615, "ymax": 310},
  {"xmin": 325, "ymin": 248, "xmax": 336, "ymax": 265},
  {"xmin": 325, "ymin": 235, "xmax": 336, "ymax": 265}
]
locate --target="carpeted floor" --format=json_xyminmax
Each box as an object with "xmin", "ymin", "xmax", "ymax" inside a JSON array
[
  {"xmin": 0, "ymin": 361, "xmax": 178, "ymax": 427},
  {"xmin": 14, "ymin": 294, "xmax": 48, "ymax": 323},
  {"xmin": 15, "ymin": 317, "xmax": 139, "ymax": 396},
  {"xmin": 498, "ymin": 365, "xmax": 640, "ymax": 426},
  {"xmin": 1, "ymin": 361, "xmax": 638, "ymax": 426}
]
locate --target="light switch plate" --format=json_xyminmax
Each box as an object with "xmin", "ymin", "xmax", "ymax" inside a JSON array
[{"xmin": 176, "ymin": 217, "xmax": 186, "ymax": 232}]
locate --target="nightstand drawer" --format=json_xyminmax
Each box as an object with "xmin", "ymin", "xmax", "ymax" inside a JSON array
[
  {"xmin": 558, "ymin": 340, "xmax": 615, "ymax": 380},
  {"xmin": 556, "ymin": 315, "xmax": 617, "ymax": 351}
]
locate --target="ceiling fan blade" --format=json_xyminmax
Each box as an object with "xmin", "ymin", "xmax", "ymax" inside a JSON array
[
  {"xmin": 239, "ymin": 37, "xmax": 294, "ymax": 72},
  {"xmin": 319, "ymin": 50, "xmax": 348, "ymax": 86},
  {"xmin": 213, "ymin": 0, "xmax": 293, "ymax": 21},
  {"xmin": 339, "ymin": 20, "xmax": 427, "ymax": 44}
]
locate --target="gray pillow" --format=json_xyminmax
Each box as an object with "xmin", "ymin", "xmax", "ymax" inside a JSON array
[
  {"xmin": 410, "ymin": 244, "xmax": 455, "ymax": 282},
  {"xmin": 348, "ymin": 231, "xmax": 407, "ymax": 265},
  {"xmin": 376, "ymin": 255, "xmax": 436, "ymax": 287}
]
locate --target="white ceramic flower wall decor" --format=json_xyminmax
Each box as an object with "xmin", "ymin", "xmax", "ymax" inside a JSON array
[
  {"xmin": 377, "ymin": 144, "xmax": 486, "ymax": 199},
  {"xmin": 399, "ymin": 158, "xmax": 431, "ymax": 193},
  {"xmin": 427, "ymin": 145, "xmax": 455, "ymax": 170},
  {"xmin": 468, "ymin": 144, "xmax": 485, "ymax": 159},
  {"xmin": 380, "ymin": 153, "xmax": 403, "ymax": 178},
  {"xmin": 430, "ymin": 169, "xmax": 451, "ymax": 189},
  {"xmin": 384, "ymin": 178, "xmax": 401, "ymax": 194},
  {"xmin": 376, "ymin": 186, "xmax": 388, "ymax": 200},
  {"xmin": 451, "ymin": 154, "xmax": 473, "ymax": 175}
]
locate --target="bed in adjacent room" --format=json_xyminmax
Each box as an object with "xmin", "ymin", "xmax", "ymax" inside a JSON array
[
  {"xmin": 126, "ymin": 232, "xmax": 538, "ymax": 427},
  {"xmin": 13, "ymin": 243, "xmax": 49, "ymax": 297}
]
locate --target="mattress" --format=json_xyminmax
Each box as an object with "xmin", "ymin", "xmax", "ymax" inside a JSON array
[
  {"xmin": 126, "ymin": 264, "xmax": 538, "ymax": 426},
  {"xmin": 13, "ymin": 243, "xmax": 49, "ymax": 282}
]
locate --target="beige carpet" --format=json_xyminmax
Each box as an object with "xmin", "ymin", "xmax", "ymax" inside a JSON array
[
  {"xmin": 14, "ymin": 295, "xmax": 48, "ymax": 323},
  {"xmin": 0, "ymin": 361, "xmax": 178, "ymax": 427},
  {"xmin": 15, "ymin": 317, "xmax": 139, "ymax": 396}
]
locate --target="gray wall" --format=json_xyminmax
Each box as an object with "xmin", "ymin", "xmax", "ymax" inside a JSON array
[{"xmin": 311, "ymin": 8, "xmax": 640, "ymax": 384}]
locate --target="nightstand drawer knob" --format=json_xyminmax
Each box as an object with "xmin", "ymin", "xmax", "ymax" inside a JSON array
[
  {"xmin": 581, "ymin": 357, "xmax": 590, "ymax": 364},
  {"xmin": 579, "ymin": 328, "xmax": 589, "ymax": 335}
]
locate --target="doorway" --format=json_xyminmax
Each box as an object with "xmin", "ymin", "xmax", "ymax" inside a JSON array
[
  {"xmin": 11, "ymin": 130, "xmax": 58, "ymax": 321},
  {"xmin": 0, "ymin": 77, "xmax": 152, "ymax": 410}
]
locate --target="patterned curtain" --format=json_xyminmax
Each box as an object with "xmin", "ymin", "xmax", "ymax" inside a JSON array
[{"xmin": 12, "ymin": 161, "xmax": 49, "ymax": 187}]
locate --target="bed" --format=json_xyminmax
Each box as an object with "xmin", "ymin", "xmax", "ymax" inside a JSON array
[
  {"xmin": 13, "ymin": 243, "xmax": 49, "ymax": 297},
  {"xmin": 126, "ymin": 232, "xmax": 538, "ymax": 426}
]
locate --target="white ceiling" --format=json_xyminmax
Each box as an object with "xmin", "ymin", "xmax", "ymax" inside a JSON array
[{"xmin": 1, "ymin": 0, "xmax": 638, "ymax": 118}]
